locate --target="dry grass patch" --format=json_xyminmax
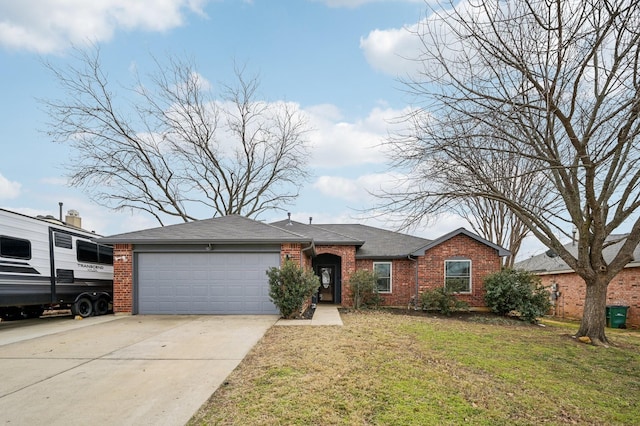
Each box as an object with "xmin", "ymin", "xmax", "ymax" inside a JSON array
[{"xmin": 189, "ymin": 310, "xmax": 640, "ymax": 425}]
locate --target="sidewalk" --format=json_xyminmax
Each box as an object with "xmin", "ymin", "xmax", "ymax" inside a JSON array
[{"xmin": 275, "ymin": 304, "xmax": 343, "ymax": 326}]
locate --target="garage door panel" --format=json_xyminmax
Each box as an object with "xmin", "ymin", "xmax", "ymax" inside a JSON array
[{"xmin": 137, "ymin": 252, "xmax": 280, "ymax": 314}]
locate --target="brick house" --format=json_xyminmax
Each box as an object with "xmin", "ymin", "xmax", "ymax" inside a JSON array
[
  {"xmin": 515, "ymin": 235, "xmax": 640, "ymax": 328},
  {"xmin": 99, "ymin": 215, "xmax": 508, "ymax": 315}
]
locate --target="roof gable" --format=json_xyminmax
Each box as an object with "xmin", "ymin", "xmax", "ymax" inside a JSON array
[{"xmin": 412, "ymin": 227, "xmax": 511, "ymax": 257}]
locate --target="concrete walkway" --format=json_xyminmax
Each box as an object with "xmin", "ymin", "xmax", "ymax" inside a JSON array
[{"xmin": 275, "ymin": 304, "xmax": 343, "ymax": 326}]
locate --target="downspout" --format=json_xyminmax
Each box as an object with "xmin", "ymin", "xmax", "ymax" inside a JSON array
[
  {"xmin": 408, "ymin": 255, "xmax": 418, "ymax": 310},
  {"xmin": 302, "ymin": 241, "xmax": 317, "ymax": 307}
]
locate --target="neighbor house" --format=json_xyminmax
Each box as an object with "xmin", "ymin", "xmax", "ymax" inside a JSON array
[
  {"xmin": 99, "ymin": 214, "xmax": 509, "ymax": 315},
  {"xmin": 515, "ymin": 235, "xmax": 640, "ymax": 328}
]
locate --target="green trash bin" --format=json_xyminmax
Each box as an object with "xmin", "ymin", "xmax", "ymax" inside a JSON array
[{"xmin": 606, "ymin": 305, "xmax": 629, "ymax": 328}]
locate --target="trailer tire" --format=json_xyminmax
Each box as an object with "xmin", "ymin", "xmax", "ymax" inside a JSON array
[
  {"xmin": 73, "ymin": 297, "xmax": 93, "ymax": 318},
  {"xmin": 93, "ymin": 298, "xmax": 109, "ymax": 316}
]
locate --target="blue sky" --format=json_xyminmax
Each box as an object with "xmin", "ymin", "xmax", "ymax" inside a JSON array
[{"xmin": 0, "ymin": 0, "xmax": 546, "ymax": 258}]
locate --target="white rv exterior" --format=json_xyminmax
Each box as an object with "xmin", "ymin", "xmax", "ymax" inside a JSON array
[{"xmin": 0, "ymin": 208, "xmax": 113, "ymax": 319}]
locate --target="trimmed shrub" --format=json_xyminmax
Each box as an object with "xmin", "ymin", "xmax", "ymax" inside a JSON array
[
  {"xmin": 420, "ymin": 286, "xmax": 469, "ymax": 315},
  {"xmin": 347, "ymin": 269, "xmax": 382, "ymax": 309},
  {"xmin": 267, "ymin": 260, "xmax": 320, "ymax": 319},
  {"xmin": 484, "ymin": 268, "xmax": 551, "ymax": 323}
]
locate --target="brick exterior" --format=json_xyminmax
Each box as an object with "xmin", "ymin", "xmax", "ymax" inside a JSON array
[
  {"xmin": 538, "ymin": 269, "xmax": 640, "ymax": 328},
  {"xmin": 419, "ymin": 234, "xmax": 502, "ymax": 308},
  {"xmin": 110, "ymin": 232, "xmax": 503, "ymax": 314},
  {"xmin": 318, "ymin": 234, "xmax": 502, "ymax": 309},
  {"xmin": 355, "ymin": 258, "xmax": 417, "ymax": 306},
  {"xmin": 315, "ymin": 245, "xmax": 357, "ymax": 304},
  {"xmin": 113, "ymin": 244, "xmax": 133, "ymax": 313}
]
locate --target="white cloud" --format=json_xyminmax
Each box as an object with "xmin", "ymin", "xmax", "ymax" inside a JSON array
[
  {"xmin": 305, "ymin": 104, "xmax": 410, "ymax": 168},
  {"xmin": 0, "ymin": 174, "xmax": 21, "ymax": 199},
  {"xmin": 313, "ymin": 172, "xmax": 404, "ymax": 202},
  {"xmin": 360, "ymin": 1, "xmax": 476, "ymax": 78},
  {"xmin": 360, "ymin": 24, "xmax": 423, "ymax": 77},
  {"xmin": 40, "ymin": 176, "xmax": 68, "ymax": 186},
  {"xmin": 312, "ymin": 0, "xmax": 422, "ymax": 8},
  {"xmin": 0, "ymin": 0, "xmax": 209, "ymax": 54}
]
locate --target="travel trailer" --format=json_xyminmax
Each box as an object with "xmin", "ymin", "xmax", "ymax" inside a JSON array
[{"xmin": 0, "ymin": 208, "xmax": 113, "ymax": 320}]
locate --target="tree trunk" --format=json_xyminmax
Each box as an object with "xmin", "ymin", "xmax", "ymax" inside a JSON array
[{"xmin": 576, "ymin": 278, "xmax": 609, "ymax": 345}]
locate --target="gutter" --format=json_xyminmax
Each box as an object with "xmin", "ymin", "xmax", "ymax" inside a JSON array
[{"xmin": 302, "ymin": 241, "xmax": 316, "ymax": 258}]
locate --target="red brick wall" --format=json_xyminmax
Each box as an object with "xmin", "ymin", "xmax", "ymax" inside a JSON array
[
  {"xmin": 113, "ymin": 244, "xmax": 133, "ymax": 313},
  {"xmin": 315, "ymin": 245, "xmax": 356, "ymax": 305},
  {"xmin": 355, "ymin": 258, "xmax": 417, "ymax": 306},
  {"xmin": 330, "ymin": 235, "xmax": 502, "ymax": 309},
  {"xmin": 419, "ymin": 234, "xmax": 502, "ymax": 307},
  {"xmin": 281, "ymin": 243, "xmax": 302, "ymax": 265},
  {"xmin": 539, "ymin": 268, "xmax": 640, "ymax": 328}
]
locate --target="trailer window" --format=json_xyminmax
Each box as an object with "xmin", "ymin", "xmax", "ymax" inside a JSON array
[
  {"xmin": 98, "ymin": 245, "xmax": 113, "ymax": 265},
  {"xmin": 76, "ymin": 240, "xmax": 113, "ymax": 265},
  {"xmin": 77, "ymin": 240, "xmax": 99, "ymax": 263},
  {"xmin": 0, "ymin": 236, "xmax": 31, "ymax": 260}
]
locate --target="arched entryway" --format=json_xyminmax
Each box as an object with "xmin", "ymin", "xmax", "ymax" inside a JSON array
[{"xmin": 312, "ymin": 253, "xmax": 342, "ymax": 304}]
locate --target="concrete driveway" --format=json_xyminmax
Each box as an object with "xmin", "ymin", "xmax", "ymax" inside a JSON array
[{"xmin": 0, "ymin": 314, "xmax": 278, "ymax": 426}]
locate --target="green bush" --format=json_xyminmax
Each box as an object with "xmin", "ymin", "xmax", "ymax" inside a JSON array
[
  {"xmin": 267, "ymin": 260, "xmax": 320, "ymax": 319},
  {"xmin": 347, "ymin": 269, "xmax": 382, "ymax": 309},
  {"xmin": 420, "ymin": 287, "xmax": 469, "ymax": 315},
  {"xmin": 484, "ymin": 268, "xmax": 551, "ymax": 323}
]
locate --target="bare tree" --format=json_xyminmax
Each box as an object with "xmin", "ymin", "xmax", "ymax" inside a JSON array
[
  {"xmin": 42, "ymin": 46, "xmax": 310, "ymax": 224},
  {"xmin": 385, "ymin": 0, "xmax": 640, "ymax": 344},
  {"xmin": 455, "ymin": 199, "xmax": 530, "ymax": 269},
  {"xmin": 380, "ymin": 126, "xmax": 543, "ymax": 267}
]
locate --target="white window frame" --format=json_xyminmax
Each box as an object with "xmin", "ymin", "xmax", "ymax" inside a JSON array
[
  {"xmin": 373, "ymin": 261, "xmax": 392, "ymax": 293},
  {"xmin": 444, "ymin": 259, "xmax": 472, "ymax": 294}
]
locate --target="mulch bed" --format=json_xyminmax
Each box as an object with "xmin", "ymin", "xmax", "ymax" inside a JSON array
[{"xmin": 340, "ymin": 306, "xmax": 532, "ymax": 325}]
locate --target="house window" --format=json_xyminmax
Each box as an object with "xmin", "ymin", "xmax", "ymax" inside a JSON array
[
  {"xmin": 445, "ymin": 260, "xmax": 471, "ymax": 293},
  {"xmin": 374, "ymin": 262, "xmax": 392, "ymax": 293}
]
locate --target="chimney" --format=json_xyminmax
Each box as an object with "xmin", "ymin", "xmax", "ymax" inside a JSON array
[
  {"xmin": 287, "ymin": 212, "xmax": 292, "ymax": 225},
  {"xmin": 65, "ymin": 210, "xmax": 82, "ymax": 229},
  {"xmin": 59, "ymin": 202, "xmax": 63, "ymax": 222},
  {"xmin": 309, "ymin": 217, "xmax": 312, "ymax": 225}
]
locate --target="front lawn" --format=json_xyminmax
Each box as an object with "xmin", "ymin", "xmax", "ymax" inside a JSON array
[{"xmin": 189, "ymin": 310, "xmax": 640, "ymax": 425}]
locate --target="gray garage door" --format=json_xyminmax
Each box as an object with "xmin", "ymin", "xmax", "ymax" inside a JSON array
[{"xmin": 137, "ymin": 252, "xmax": 280, "ymax": 314}]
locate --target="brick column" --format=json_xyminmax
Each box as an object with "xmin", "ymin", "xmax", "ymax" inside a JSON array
[
  {"xmin": 281, "ymin": 243, "xmax": 302, "ymax": 265},
  {"xmin": 113, "ymin": 244, "xmax": 133, "ymax": 313}
]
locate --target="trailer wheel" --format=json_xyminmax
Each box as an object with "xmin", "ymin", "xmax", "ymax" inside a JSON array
[
  {"xmin": 73, "ymin": 297, "xmax": 93, "ymax": 318},
  {"xmin": 93, "ymin": 298, "xmax": 109, "ymax": 316}
]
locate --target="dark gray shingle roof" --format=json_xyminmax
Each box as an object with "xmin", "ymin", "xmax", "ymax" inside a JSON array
[
  {"xmin": 309, "ymin": 223, "xmax": 432, "ymax": 258},
  {"xmin": 270, "ymin": 220, "xmax": 364, "ymax": 246},
  {"xmin": 98, "ymin": 215, "xmax": 310, "ymax": 244}
]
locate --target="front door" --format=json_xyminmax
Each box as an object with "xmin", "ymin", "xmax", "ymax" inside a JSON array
[{"xmin": 318, "ymin": 265, "xmax": 335, "ymax": 303}]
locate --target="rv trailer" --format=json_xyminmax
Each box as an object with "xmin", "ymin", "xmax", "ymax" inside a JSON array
[{"xmin": 0, "ymin": 208, "xmax": 113, "ymax": 320}]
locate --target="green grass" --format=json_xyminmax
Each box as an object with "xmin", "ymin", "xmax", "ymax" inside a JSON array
[{"xmin": 189, "ymin": 311, "xmax": 640, "ymax": 425}]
